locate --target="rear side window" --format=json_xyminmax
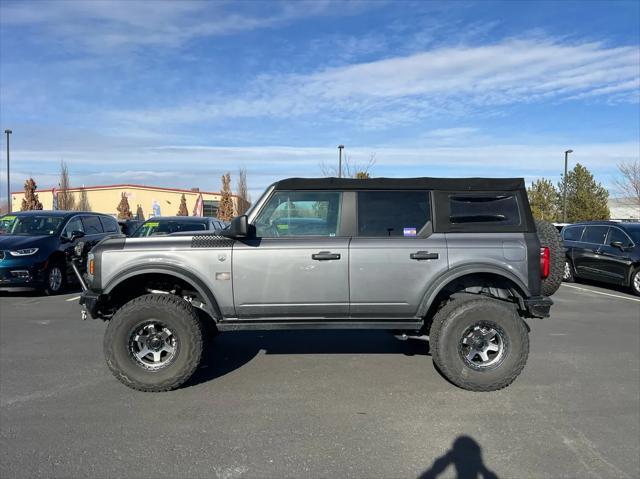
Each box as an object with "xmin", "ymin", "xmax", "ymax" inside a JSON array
[
  {"xmin": 581, "ymin": 226, "xmax": 608, "ymax": 244},
  {"xmin": 449, "ymin": 194, "xmax": 520, "ymax": 226},
  {"xmin": 358, "ymin": 191, "xmax": 430, "ymax": 237},
  {"xmin": 99, "ymin": 216, "xmax": 119, "ymax": 233},
  {"xmin": 82, "ymin": 215, "xmax": 104, "ymax": 235},
  {"xmin": 562, "ymin": 226, "xmax": 584, "ymax": 241}
]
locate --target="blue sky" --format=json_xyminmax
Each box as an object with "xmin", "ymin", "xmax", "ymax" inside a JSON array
[{"xmin": 1, "ymin": 0, "xmax": 638, "ymax": 201}]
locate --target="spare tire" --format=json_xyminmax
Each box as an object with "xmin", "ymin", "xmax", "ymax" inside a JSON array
[{"xmin": 535, "ymin": 220, "xmax": 564, "ymax": 296}]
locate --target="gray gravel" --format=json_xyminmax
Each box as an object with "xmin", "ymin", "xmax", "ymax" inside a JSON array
[{"xmin": 1, "ymin": 283, "xmax": 639, "ymax": 478}]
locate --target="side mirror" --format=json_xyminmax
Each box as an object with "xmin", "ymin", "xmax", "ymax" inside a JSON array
[
  {"xmin": 223, "ymin": 215, "xmax": 249, "ymax": 238},
  {"xmin": 70, "ymin": 230, "xmax": 85, "ymax": 242},
  {"xmin": 610, "ymin": 240, "xmax": 625, "ymax": 250}
]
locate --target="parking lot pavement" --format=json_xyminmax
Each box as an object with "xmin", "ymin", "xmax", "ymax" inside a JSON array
[{"xmin": 1, "ymin": 285, "xmax": 639, "ymax": 479}]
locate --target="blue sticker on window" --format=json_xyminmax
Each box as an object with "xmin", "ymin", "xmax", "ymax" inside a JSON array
[{"xmin": 403, "ymin": 227, "xmax": 417, "ymax": 237}]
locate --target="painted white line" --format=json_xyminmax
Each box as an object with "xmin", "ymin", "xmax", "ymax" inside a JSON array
[
  {"xmin": 561, "ymin": 283, "xmax": 640, "ymax": 303},
  {"xmin": 65, "ymin": 296, "xmax": 81, "ymax": 302}
]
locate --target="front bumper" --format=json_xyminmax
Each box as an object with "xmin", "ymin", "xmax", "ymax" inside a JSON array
[
  {"xmin": 80, "ymin": 290, "xmax": 108, "ymax": 319},
  {"xmin": 523, "ymin": 296, "xmax": 553, "ymax": 318},
  {"xmin": 0, "ymin": 262, "xmax": 47, "ymax": 289}
]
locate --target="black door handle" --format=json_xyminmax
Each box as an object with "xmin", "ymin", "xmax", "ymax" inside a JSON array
[
  {"xmin": 312, "ymin": 251, "xmax": 341, "ymax": 261},
  {"xmin": 410, "ymin": 251, "xmax": 439, "ymax": 260}
]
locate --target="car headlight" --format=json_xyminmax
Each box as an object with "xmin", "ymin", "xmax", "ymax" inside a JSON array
[{"xmin": 9, "ymin": 248, "xmax": 39, "ymax": 256}]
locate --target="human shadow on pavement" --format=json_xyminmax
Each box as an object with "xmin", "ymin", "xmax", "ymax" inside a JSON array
[
  {"xmin": 418, "ymin": 436, "xmax": 498, "ymax": 479},
  {"xmin": 186, "ymin": 329, "xmax": 429, "ymax": 387}
]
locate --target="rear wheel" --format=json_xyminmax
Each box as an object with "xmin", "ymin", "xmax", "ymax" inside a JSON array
[
  {"xmin": 430, "ymin": 294, "xmax": 529, "ymax": 392},
  {"xmin": 631, "ymin": 268, "xmax": 640, "ymax": 297},
  {"xmin": 104, "ymin": 294, "xmax": 204, "ymax": 392},
  {"xmin": 563, "ymin": 258, "xmax": 575, "ymax": 283}
]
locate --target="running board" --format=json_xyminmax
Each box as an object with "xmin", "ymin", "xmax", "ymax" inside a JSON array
[{"xmin": 216, "ymin": 320, "xmax": 424, "ymax": 331}]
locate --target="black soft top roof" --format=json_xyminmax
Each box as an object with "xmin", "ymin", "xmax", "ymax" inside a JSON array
[{"xmin": 273, "ymin": 177, "xmax": 525, "ymax": 191}]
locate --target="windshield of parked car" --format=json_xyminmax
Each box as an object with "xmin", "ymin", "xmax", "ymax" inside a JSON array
[
  {"xmin": 0, "ymin": 215, "xmax": 17, "ymax": 234},
  {"xmin": 132, "ymin": 220, "xmax": 208, "ymax": 237},
  {"xmin": 4, "ymin": 215, "xmax": 65, "ymax": 236}
]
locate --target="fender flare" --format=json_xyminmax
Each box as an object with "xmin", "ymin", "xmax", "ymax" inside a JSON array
[
  {"xmin": 416, "ymin": 264, "xmax": 531, "ymax": 317},
  {"xmin": 104, "ymin": 264, "xmax": 222, "ymax": 320}
]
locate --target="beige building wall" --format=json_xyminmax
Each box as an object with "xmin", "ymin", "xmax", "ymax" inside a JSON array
[{"xmin": 11, "ymin": 184, "xmax": 241, "ymax": 219}]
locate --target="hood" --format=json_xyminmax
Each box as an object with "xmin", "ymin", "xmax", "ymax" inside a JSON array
[{"xmin": 0, "ymin": 234, "xmax": 54, "ymax": 251}]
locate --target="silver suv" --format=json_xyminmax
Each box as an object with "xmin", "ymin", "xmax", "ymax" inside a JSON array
[{"xmin": 80, "ymin": 177, "xmax": 561, "ymax": 392}]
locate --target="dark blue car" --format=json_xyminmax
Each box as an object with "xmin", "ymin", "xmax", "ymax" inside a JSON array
[{"xmin": 0, "ymin": 210, "xmax": 121, "ymax": 294}]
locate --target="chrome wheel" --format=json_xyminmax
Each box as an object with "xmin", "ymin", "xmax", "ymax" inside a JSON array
[
  {"xmin": 459, "ymin": 323, "xmax": 507, "ymax": 370},
  {"xmin": 129, "ymin": 322, "xmax": 178, "ymax": 370},
  {"xmin": 633, "ymin": 271, "xmax": 640, "ymax": 294},
  {"xmin": 563, "ymin": 261, "xmax": 571, "ymax": 280},
  {"xmin": 48, "ymin": 266, "xmax": 63, "ymax": 292}
]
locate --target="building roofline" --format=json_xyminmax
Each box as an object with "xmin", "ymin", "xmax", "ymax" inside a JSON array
[{"xmin": 12, "ymin": 183, "xmax": 240, "ymax": 198}]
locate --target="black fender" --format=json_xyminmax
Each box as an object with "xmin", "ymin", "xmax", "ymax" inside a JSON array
[
  {"xmin": 103, "ymin": 264, "xmax": 222, "ymax": 320},
  {"xmin": 416, "ymin": 263, "xmax": 531, "ymax": 317}
]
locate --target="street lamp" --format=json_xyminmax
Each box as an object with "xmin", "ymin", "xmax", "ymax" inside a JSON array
[
  {"xmin": 563, "ymin": 149, "xmax": 573, "ymax": 223},
  {"xmin": 4, "ymin": 129, "xmax": 11, "ymax": 213},
  {"xmin": 337, "ymin": 145, "xmax": 344, "ymax": 178}
]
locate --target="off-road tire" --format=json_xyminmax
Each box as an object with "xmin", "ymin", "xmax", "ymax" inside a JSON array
[
  {"xmin": 631, "ymin": 268, "xmax": 640, "ymax": 297},
  {"xmin": 43, "ymin": 262, "xmax": 66, "ymax": 295},
  {"xmin": 536, "ymin": 220, "xmax": 564, "ymax": 296},
  {"xmin": 104, "ymin": 294, "xmax": 204, "ymax": 392},
  {"xmin": 430, "ymin": 294, "xmax": 529, "ymax": 392}
]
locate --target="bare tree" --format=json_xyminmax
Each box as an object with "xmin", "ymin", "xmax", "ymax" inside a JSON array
[
  {"xmin": 235, "ymin": 167, "xmax": 251, "ymax": 215},
  {"xmin": 218, "ymin": 173, "xmax": 234, "ymax": 221},
  {"xmin": 615, "ymin": 160, "xmax": 640, "ymax": 211},
  {"xmin": 177, "ymin": 194, "xmax": 189, "ymax": 216},
  {"xmin": 320, "ymin": 153, "xmax": 376, "ymax": 178},
  {"xmin": 57, "ymin": 160, "xmax": 76, "ymax": 211},
  {"xmin": 20, "ymin": 178, "xmax": 43, "ymax": 211},
  {"xmin": 78, "ymin": 187, "xmax": 91, "ymax": 211}
]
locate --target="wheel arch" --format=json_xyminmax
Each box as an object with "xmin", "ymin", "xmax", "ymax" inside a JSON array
[
  {"xmin": 418, "ymin": 265, "xmax": 530, "ymax": 319},
  {"xmin": 104, "ymin": 266, "xmax": 221, "ymax": 321}
]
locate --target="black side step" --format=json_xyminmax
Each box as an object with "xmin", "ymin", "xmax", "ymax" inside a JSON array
[{"xmin": 216, "ymin": 321, "xmax": 424, "ymax": 331}]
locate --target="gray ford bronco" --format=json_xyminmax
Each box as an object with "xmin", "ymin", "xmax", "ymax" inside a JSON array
[{"xmin": 79, "ymin": 177, "xmax": 563, "ymax": 392}]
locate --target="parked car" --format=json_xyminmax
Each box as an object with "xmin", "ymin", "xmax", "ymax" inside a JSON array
[
  {"xmin": 0, "ymin": 214, "xmax": 16, "ymax": 234},
  {"xmin": 81, "ymin": 177, "xmax": 563, "ymax": 393},
  {"xmin": 131, "ymin": 216, "xmax": 226, "ymax": 237},
  {"xmin": 562, "ymin": 221, "xmax": 640, "ymax": 295},
  {"xmin": 0, "ymin": 210, "xmax": 121, "ymax": 294},
  {"xmin": 118, "ymin": 219, "xmax": 143, "ymax": 236}
]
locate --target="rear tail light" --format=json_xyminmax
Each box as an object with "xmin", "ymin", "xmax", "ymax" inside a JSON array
[{"xmin": 540, "ymin": 247, "xmax": 550, "ymax": 279}]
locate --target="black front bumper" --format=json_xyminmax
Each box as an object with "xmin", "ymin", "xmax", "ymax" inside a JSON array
[
  {"xmin": 80, "ymin": 290, "xmax": 107, "ymax": 319},
  {"xmin": 524, "ymin": 296, "xmax": 553, "ymax": 318}
]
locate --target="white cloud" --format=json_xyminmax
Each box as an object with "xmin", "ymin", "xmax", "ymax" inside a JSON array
[{"xmin": 109, "ymin": 38, "xmax": 640, "ymax": 129}]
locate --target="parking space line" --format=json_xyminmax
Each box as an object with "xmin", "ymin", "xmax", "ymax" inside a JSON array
[
  {"xmin": 561, "ymin": 283, "xmax": 640, "ymax": 303},
  {"xmin": 65, "ymin": 296, "xmax": 81, "ymax": 302}
]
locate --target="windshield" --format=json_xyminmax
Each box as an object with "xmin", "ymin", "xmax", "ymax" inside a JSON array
[
  {"xmin": 132, "ymin": 220, "xmax": 208, "ymax": 237},
  {"xmin": 5, "ymin": 215, "xmax": 65, "ymax": 236},
  {"xmin": 0, "ymin": 215, "xmax": 17, "ymax": 234}
]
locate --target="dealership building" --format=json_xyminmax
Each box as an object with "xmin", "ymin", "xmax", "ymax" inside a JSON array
[{"xmin": 11, "ymin": 184, "xmax": 244, "ymax": 220}]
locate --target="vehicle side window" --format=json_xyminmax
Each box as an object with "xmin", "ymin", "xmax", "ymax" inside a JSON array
[
  {"xmin": 581, "ymin": 226, "xmax": 608, "ymax": 244},
  {"xmin": 254, "ymin": 191, "xmax": 341, "ymax": 237},
  {"xmin": 449, "ymin": 194, "xmax": 520, "ymax": 226},
  {"xmin": 357, "ymin": 191, "xmax": 431, "ymax": 237},
  {"xmin": 607, "ymin": 228, "xmax": 634, "ymax": 248},
  {"xmin": 62, "ymin": 217, "xmax": 84, "ymax": 237},
  {"xmin": 99, "ymin": 216, "xmax": 119, "ymax": 233},
  {"xmin": 562, "ymin": 226, "xmax": 584, "ymax": 241},
  {"xmin": 82, "ymin": 215, "xmax": 104, "ymax": 235}
]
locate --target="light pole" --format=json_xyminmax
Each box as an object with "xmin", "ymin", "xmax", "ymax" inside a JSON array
[
  {"xmin": 337, "ymin": 145, "xmax": 344, "ymax": 178},
  {"xmin": 4, "ymin": 129, "xmax": 11, "ymax": 213},
  {"xmin": 563, "ymin": 149, "xmax": 573, "ymax": 223}
]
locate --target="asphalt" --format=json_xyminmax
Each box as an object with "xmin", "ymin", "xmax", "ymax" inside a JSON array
[{"xmin": 1, "ymin": 283, "xmax": 639, "ymax": 479}]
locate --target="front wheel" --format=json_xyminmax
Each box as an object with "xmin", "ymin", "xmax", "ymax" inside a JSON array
[
  {"xmin": 430, "ymin": 294, "xmax": 529, "ymax": 392},
  {"xmin": 104, "ymin": 294, "xmax": 204, "ymax": 392},
  {"xmin": 43, "ymin": 262, "xmax": 66, "ymax": 295}
]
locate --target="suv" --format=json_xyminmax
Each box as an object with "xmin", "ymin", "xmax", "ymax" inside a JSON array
[
  {"xmin": 80, "ymin": 178, "xmax": 562, "ymax": 392},
  {"xmin": 562, "ymin": 221, "xmax": 640, "ymax": 295},
  {"xmin": 0, "ymin": 210, "xmax": 120, "ymax": 294}
]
